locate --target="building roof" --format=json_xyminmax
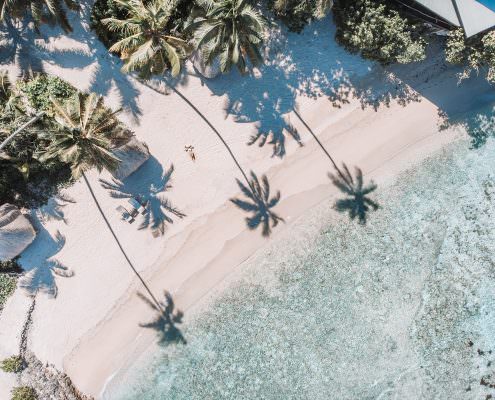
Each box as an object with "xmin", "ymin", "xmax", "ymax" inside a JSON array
[{"xmin": 414, "ymin": 0, "xmax": 495, "ymax": 37}]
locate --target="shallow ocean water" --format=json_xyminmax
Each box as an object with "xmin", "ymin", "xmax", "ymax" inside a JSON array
[{"xmin": 106, "ymin": 132, "xmax": 495, "ymax": 399}]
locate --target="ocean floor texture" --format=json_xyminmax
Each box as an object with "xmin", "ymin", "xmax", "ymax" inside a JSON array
[{"xmin": 105, "ymin": 136, "xmax": 495, "ymax": 399}]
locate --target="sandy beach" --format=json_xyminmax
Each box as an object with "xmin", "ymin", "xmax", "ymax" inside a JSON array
[{"xmin": 1, "ymin": 3, "xmax": 494, "ymax": 398}]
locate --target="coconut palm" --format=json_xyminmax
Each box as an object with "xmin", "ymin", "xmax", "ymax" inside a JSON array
[
  {"xmin": 189, "ymin": 0, "xmax": 267, "ymax": 74},
  {"xmin": 328, "ymin": 164, "xmax": 379, "ymax": 225},
  {"xmin": 230, "ymin": 171, "xmax": 283, "ymax": 237},
  {"xmin": 102, "ymin": 0, "xmax": 189, "ymax": 78},
  {"xmin": 38, "ymin": 92, "xmax": 131, "ymax": 179},
  {"xmin": 42, "ymin": 91, "xmax": 165, "ymax": 311},
  {"xmin": 0, "ymin": 0, "xmax": 79, "ymax": 32}
]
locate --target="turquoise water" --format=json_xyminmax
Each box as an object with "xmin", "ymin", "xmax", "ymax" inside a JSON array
[{"xmin": 106, "ymin": 132, "xmax": 495, "ymax": 399}]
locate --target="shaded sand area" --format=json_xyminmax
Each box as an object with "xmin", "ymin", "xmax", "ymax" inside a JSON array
[{"xmin": 0, "ymin": 2, "xmax": 495, "ymax": 398}]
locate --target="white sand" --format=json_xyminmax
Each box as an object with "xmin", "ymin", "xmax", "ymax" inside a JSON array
[{"xmin": 0, "ymin": 4, "xmax": 493, "ymax": 399}]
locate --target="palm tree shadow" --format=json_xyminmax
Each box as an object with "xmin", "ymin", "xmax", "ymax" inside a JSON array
[
  {"xmin": 36, "ymin": 192, "xmax": 76, "ymax": 224},
  {"xmin": 99, "ymin": 157, "xmax": 185, "ymax": 236},
  {"xmin": 0, "ymin": 18, "xmax": 94, "ymax": 78},
  {"xmin": 138, "ymin": 290, "xmax": 186, "ymax": 346},
  {"xmin": 70, "ymin": 3, "xmax": 143, "ymax": 122},
  {"xmin": 230, "ymin": 171, "xmax": 284, "ymax": 237},
  {"xmin": 328, "ymin": 164, "xmax": 379, "ymax": 225},
  {"xmin": 18, "ymin": 215, "xmax": 73, "ymax": 297},
  {"xmin": 201, "ymin": 67, "xmax": 302, "ymax": 158}
]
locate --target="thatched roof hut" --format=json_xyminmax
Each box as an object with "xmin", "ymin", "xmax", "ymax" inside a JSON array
[
  {"xmin": 112, "ymin": 137, "xmax": 150, "ymax": 181},
  {"xmin": 0, "ymin": 204, "xmax": 36, "ymax": 261}
]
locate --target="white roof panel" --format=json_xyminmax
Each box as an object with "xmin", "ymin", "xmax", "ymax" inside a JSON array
[
  {"xmin": 456, "ymin": 0, "xmax": 495, "ymax": 36},
  {"xmin": 413, "ymin": 0, "xmax": 495, "ymax": 37},
  {"xmin": 413, "ymin": 0, "xmax": 460, "ymax": 26}
]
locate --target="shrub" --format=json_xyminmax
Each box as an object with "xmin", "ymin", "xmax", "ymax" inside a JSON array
[
  {"xmin": 17, "ymin": 74, "xmax": 76, "ymax": 112},
  {"xmin": 91, "ymin": 0, "xmax": 193, "ymax": 50},
  {"xmin": 268, "ymin": 0, "xmax": 332, "ymax": 32},
  {"xmin": 0, "ymin": 274, "xmax": 17, "ymax": 311},
  {"xmin": 1, "ymin": 356, "xmax": 25, "ymax": 373},
  {"xmin": 333, "ymin": 0, "xmax": 426, "ymax": 64},
  {"xmin": 0, "ymin": 73, "xmax": 75, "ymax": 208},
  {"xmin": 11, "ymin": 386, "xmax": 37, "ymax": 400},
  {"xmin": 0, "ymin": 258, "xmax": 22, "ymax": 273},
  {"xmin": 445, "ymin": 28, "xmax": 495, "ymax": 83}
]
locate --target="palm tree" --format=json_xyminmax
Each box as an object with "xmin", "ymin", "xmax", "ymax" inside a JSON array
[
  {"xmin": 230, "ymin": 171, "xmax": 283, "ymax": 237},
  {"xmin": 38, "ymin": 92, "xmax": 130, "ymax": 179},
  {"xmin": 189, "ymin": 0, "xmax": 267, "ymax": 74},
  {"xmin": 328, "ymin": 164, "xmax": 379, "ymax": 225},
  {"xmin": 0, "ymin": 0, "xmax": 79, "ymax": 32},
  {"xmin": 102, "ymin": 0, "xmax": 189, "ymax": 78},
  {"xmin": 41, "ymin": 92, "xmax": 165, "ymax": 311},
  {"xmin": 273, "ymin": 0, "xmax": 333, "ymax": 19}
]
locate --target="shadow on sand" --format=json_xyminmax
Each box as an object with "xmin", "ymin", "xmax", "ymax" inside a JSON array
[
  {"xmin": 138, "ymin": 290, "xmax": 187, "ymax": 346},
  {"xmin": 18, "ymin": 214, "xmax": 73, "ymax": 297},
  {"xmin": 99, "ymin": 157, "xmax": 185, "ymax": 236}
]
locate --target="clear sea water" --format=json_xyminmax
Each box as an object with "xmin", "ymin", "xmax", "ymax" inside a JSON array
[{"xmin": 105, "ymin": 109, "xmax": 495, "ymax": 399}]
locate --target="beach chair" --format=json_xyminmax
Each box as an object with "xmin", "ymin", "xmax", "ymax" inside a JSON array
[
  {"xmin": 129, "ymin": 197, "xmax": 148, "ymax": 215},
  {"xmin": 116, "ymin": 205, "xmax": 135, "ymax": 223}
]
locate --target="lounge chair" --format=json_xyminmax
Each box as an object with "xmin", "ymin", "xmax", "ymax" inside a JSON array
[{"xmin": 128, "ymin": 197, "xmax": 148, "ymax": 215}]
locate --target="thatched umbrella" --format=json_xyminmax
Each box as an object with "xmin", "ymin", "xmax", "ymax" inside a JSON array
[
  {"xmin": 0, "ymin": 203, "xmax": 36, "ymax": 261},
  {"xmin": 112, "ymin": 137, "xmax": 150, "ymax": 181}
]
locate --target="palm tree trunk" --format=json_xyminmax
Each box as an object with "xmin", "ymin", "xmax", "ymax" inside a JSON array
[
  {"xmin": 173, "ymin": 86, "xmax": 251, "ymax": 182},
  {"xmin": 0, "ymin": 112, "xmax": 44, "ymax": 152},
  {"xmin": 293, "ymin": 109, "xmax": 352, "ymax": 187},
  {"xmin": 81, "ymin": 171, "xmax": 164, "ymax": 313},
  {"xmin": 142, "ymin": 79, "xmax": 253, "ymax": 189}
]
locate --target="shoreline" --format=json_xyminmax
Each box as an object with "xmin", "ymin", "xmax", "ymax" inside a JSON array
[{"xmin": 64, "ymin": 79, "xmax": 466, "ymax": 397}]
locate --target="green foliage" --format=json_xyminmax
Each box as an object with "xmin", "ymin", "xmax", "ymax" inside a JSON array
[
  {"xmin": 11, "ymin": 386, "xmax": 37, "ymax": 400},
  {"xmin": 17, "ymin": 74, "xmax": 76, "ymax": 112},
  {"xmin": 445, "ymin": 28, "xmax": 495, "ymax": 83},
  {"xmin": 189, "ymin": 0, "xmax": 267, "ymax": 74},
  {"xmin": 333, "ymin": 0, "xmax": 426, "ymax": 65},
  {"xmin": 101, "ymin": 0, "xmax": 190, "ymax": 78},
  {"xmin": 0, "ymin": 0, "xmax": 79, "ymax": 33},
  {"xmin": 1, "ymin": 356, "xmax": 25, "ymax": 373},
  {"xmin": 0, "ymin": 258, "xmax": 22, "ymax": 273},
  {"xmin": 268, "ymin": 0, "xmax": 332, "ymax": 32},
  {"xmin": 0, "ymin": 274, "xmax": 17, "ymax": 311},
  {"xmin": 90, "ymin": 0, "xmax": 130, "ymax": 48},
  {"xmin": 39, "ymin": 92, "xmax": 132, "ymax": 178},
  {"xmin": 0, "ymin": 73, "xmax": 74, "ymax": 208}
]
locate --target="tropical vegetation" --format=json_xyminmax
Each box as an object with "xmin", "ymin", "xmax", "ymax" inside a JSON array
[
  {"xmin": 268, "ymin": 0, "xmax": 332, "ymax": 32},
  {"xmin": 39, "ymin": 92, "xmax": 132, "ymax": 178},
  {"xmin": 0, "ymin": 0, "xmax": 79, "ymax": 32},
  {"xmin": 101, "ymin": 0, "xmax": 190, "ymax": 78},
  {"xmin": 333, "ymin": 0, "xmax": 426, "ymax": 65},
  {"xmin": 187, "ymin": 0, "xmax": 267, "ymax": 74},
  {"xmin": 0, "ymin": 73, "xmax": 74, "ymax": 208},
  {"xmin": 11, "ymin": 386, "xmax": 37, "ymax": 400},
  {"xmin": 445, "ymin": 28, "xmax": 495, "ymax": 83},
  {"xmin": 1, "ymin": 355, "xmax": 25, "ymax": 373}
]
